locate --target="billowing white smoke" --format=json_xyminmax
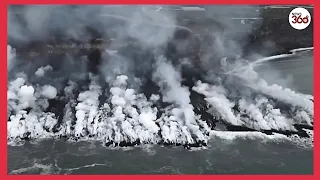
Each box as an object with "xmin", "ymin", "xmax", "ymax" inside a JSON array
[
  {"xmin": 152, "ymin": 56, "xmax": 206, "ymax": 143},
  {"xmin": 153, "ymin": 56, "xmax": 191, "ymax": 107},
  {"xmin": 192, "ymin": 57, "xmax": 313, "ymax": 132},
  {"xmin": 8, "ymin": 75, "xmax": 58, "ymax": 139},
  {"xmin": 74, "ymin": 76, "xmax": 102, "ymax": 138},
  {"xmin": 7, "ymin": 5, "xmax": 314, "ymax": 148},
  {"xmin": 192, "ymin": 81, "xmax": 242, "ymax": 126},
  {"xmin": 7, "ymin": 66, "xmax": 313, "ymax": 147}
]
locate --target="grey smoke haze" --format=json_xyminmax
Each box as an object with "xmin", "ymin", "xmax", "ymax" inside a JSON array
[
  {"xmin": 8, "ymin": 5, "xmax": 177, "ymax": 45},
  {"xmin": 8, "ymin": 5, "xmax": 179, "ymax": 85},
  {"xmin": 8, "ymin": 5, "xmax": 292, "ymax": 101},
  {"xmin": 7, "ymin": 5, "xmax": 262, "ymax": 57},
  {"xmin": 196, "ymin": 5, "xmax": 263, "ymax": 71},
  {"xmin": 8, "ymin": 5, "xmax": 297, "ymax": 95}
]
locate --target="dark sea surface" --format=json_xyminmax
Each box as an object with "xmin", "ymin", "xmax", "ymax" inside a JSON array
[{"xmin": 8, "ymin": 51, "xmax": 314, "ymax": 174}]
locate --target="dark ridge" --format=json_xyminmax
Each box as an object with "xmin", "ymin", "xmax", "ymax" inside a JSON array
[
  {"xmin": 103, "ymin": 139, "xmax": 208, "ymax": 149},
  {"xmin": 222, "ymin": 124, "xmax": 312, "ymax": 138},
  {"xmin": 87, "ymin": 48, "xmax": 102, "ymax": 74},
  {"xmin": 47, "ymin": 98, "xmax": 67, "ymax": 133},
  {"xmin": 11, "ymin": 120, "xmax": 313, "ymax": 148},
  {"xmin": 294, "ymin": 124, "xmax": 313, "ymax": 131},
  {"xmin": 244, "ymin": 7, "xmax": 313, "ymax": 57},
  {"xmin": 224, "ymin": 124, "xmax": 257, "ymax": 132}
]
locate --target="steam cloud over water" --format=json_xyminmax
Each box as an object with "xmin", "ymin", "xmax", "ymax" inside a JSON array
[{"xmin": 7, "ymin": 5, "xmax": 313, "ymax": 148}]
